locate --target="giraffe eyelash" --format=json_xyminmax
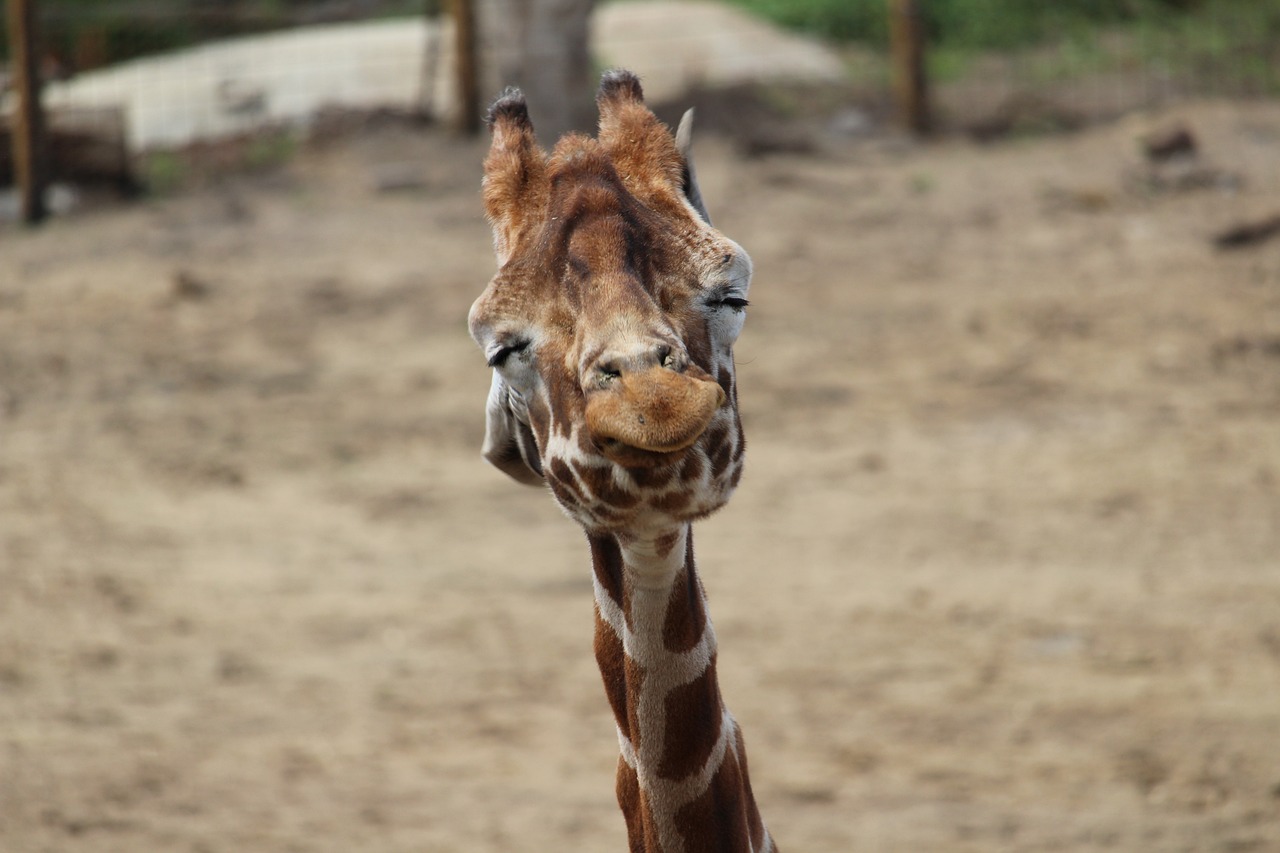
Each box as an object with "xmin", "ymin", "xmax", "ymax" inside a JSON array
[
  {"xmin": 704, "ymin": 282, "xmax": 749, "ymax": 311},
  {"xmin": 706, "ymin": 293, "xmax": 749, "ymax": 311},
  {"xmin": 487, "ymin": 339, "xmax": 531, "ymax": 368}
]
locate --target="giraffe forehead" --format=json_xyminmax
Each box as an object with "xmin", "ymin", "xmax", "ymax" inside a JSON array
[
  {"xmin": 474, "ymin": 149, "xmax": 743, "ymax": 356},
  {"xmin": 543, "ymin": 147, "xmax": 725, "ymax": 280},
  {"xmin": 478, "ymin": 220, "xmax": 713, "ymax": 333}
]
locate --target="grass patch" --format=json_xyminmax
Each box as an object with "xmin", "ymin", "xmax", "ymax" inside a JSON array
[
  {"xmin": 138, "ymin": 150, "xmax": 188, "ymax": 195},
  {"xmin": 136, "ymin": 126, "xmax": 300, "ymax": 195},
  {"xmin": 724, "ymin": 0, "xmax": 1278, "ymax": 50},
  {"xmin": 725, "ymin": 0, "xmax": 1280, "ymax": 94}
]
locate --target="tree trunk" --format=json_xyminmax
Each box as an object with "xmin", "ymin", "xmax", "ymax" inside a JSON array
[
  {"xmin": 475, "ymin": 0, "xmax": 597, "ymax": 145},
  {"xmin": 6, "ymin": 0, "xmax": 49, "ymax": 223},
  {"xmin": 889, "ymin": 0, "xmax": 931, "ymax": 136},
  {"xmin": 449, "ymin": 0, "xmax": 481, "ymax": 134}
]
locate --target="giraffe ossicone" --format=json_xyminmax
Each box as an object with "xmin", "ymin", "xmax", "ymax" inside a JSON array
[{"xmin": 470, "ymin": 68, "xmax": 775, "ymax": 852}]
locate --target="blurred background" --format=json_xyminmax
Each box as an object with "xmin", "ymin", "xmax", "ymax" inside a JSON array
[
  {"xmin": 3, "ymin": 1, "xmax": 1280, "ymax": 851},
  {"xmin": 3, "ymin": 0, "xmax": 1280, "ymax": 190}
]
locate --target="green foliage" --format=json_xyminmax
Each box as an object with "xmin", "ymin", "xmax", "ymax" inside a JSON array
[
  {"xmin": 724, "ymin": 0, "xmax": 1280, "ymax": 52},
  {"xmin": 139, "ymin": 150, "xmax": 188, "ymax": 195},
  {"xmin": 243, "ymin": 129, "xmax": 298, "ymax": 171},
  {"xmin": 136, "ymin": 127, "xmax": 300, "ymax": 194},
  {"xmin": 722, "ymin": 0, "xmax": 1280, "ymax": 93},
  {"xmin": 1, "ymin": 1, "xmax": 426, "ymax": 65},
  {"xmin": 8, "ymin": 0, "xmax": 1279, "ymax": 97},
  {"xmin": 724, "ymin": 0, "xmax": 888, "ymax": 43}
]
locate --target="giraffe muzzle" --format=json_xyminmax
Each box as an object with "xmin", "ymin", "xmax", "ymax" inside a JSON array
[{"xmin": 585, "ymin": 365, "xmax": 726, "ymax": 457}]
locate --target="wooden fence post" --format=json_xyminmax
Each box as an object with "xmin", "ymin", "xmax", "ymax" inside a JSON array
[
  {"xmin": 6, "ymin": 0, "xmax": 48, "ymax": 222},
  {"xmin": 889, "ymin": 0, "xmax": 931, "ymax": 136},
  {"xmin": 449, "ymin": 0, "xmax": 480, "ymax": 135}
]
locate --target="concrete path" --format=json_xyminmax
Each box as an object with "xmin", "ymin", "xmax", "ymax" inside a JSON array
[{"xmin": 37, "ymin": 1, "xmax": 844, "ymax": 149}]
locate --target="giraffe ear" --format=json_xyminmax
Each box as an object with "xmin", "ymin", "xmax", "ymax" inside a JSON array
[
  {"xmin": 596, "ymin": 70, "xmax": 686, "ymax": 204},
  {"xmin": 481, "ymin": 372, "xmax": 545, "ymax": 487},
  {"xmin": 483, "ymin": 88, "xmax": 549, "ymax": 266},
  {"xmin": 675, "ymin": 109, "xmax": 712, "ymax": 225}
]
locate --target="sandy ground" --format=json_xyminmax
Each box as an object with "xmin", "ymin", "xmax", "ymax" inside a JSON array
[{"xmin": 2, "ymin": 96, "xmax": 1280, "ymax": 852}]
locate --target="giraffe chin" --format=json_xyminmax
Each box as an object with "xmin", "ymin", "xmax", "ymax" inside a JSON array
[
  {"xmin": 584, "ymin": 367, "xmax": 725, "ymax": 469},
  {"xmin": 591, "ymin": 437, "xmax": 688, "ymax": 469}
]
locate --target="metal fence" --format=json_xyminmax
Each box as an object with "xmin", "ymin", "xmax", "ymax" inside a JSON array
[
  {"xmin": 3, "ymin": 0, "xmax": 1279, "ymax": 217},
  {"xmin": 935, "ymin": 6, "xmax": 1280, "ymax": 137},
  {"xmin": 3, "ymin": 1, "xmax": 445, "ymax": 152}
]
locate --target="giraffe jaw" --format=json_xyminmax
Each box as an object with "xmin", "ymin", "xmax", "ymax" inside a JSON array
[{"xmin": 590, "ymin": 438, "xmax": 687, "ymax": 470}]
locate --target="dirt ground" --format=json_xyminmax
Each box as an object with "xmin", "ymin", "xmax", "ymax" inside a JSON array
[{"xmin": 2, "ymin": 95, "xmax": 1280, "ymax": 853}]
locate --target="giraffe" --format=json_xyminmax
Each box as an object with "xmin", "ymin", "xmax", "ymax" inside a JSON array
[{"xmin": 468, "ymin": 69, "xmax": 776, "ymax": 852}]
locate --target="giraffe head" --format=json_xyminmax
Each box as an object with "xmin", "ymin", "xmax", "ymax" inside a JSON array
[{"xmin": 469, "ymin": 70, "xmax": 752, "ymax": 535}]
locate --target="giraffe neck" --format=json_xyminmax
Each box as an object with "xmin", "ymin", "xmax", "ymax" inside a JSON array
[{"xmin": 589, "ymin": 526, "xmax": 775, "ymax": 853}]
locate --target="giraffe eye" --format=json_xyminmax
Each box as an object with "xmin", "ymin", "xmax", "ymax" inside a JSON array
[
  {"xmin": 717, "ymin": 296, "xmax": 750, "ymax": 310},
  {"xmin": 487, "ymin": 339, "xmax": 531, "ymax": 368}
]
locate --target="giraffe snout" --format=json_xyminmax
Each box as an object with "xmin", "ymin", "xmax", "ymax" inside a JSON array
[
  {"xmin": 584, "ymin": 358, "xmax": 726, "ymax": 458},
  {"xmin": 588, "ymin": 341, "xmax": 688, "ymax": 390}
]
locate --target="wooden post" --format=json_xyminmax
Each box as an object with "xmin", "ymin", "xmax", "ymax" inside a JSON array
[
  {"xmin": 417, "ymin": 0, "xmax": 442, "ymax": 117},
  {"xmin": 449, "ymin": 0, "xmax": 480, "ymax": 135},
  {"xmin": 889, "ymin": 0, "xmax": 931, "ymax": 136},
  {"xmin": 6, "ymin": 0, "xmax": 48, "ymax": 223}
]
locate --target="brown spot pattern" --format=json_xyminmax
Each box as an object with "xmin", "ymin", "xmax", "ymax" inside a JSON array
[
  {"xmin": 623, "ymin": 655, "xmax": 645, "ymax": 751},
  {"xmin": 657, "ymin": 659, "xmax": 722, "ymax": 781},
  {"xmin": 574, "ymin": 460, "xmax": 641, "ymax": 509},
  {"xmin": 629, "ymin": 464, "xmax": 677, "ymax": 490},
  {"xmin": 715, "ymin": 365, "xmax": 734, "ymax": 399},
  {"xmin": 704, "ymin": 421, "xmax": 729, "ymax": 452},
  {"xmin": 548, "ymin": 458, "xmax": 585, "ymax": 503},
  {"xmin": 709, "ymin": 441, "xmax": 734, "ymax": 481},
  {"xmin": 614, "ymin": 757, "xmax": 647, "ymax": 853},
  {"xmin": 735, "ymin": 727, "xmax": 768, "ymax": 852},
  {"xmin": 589, "ymin": 533, "xmax": 625, "ymax": 609},
  {"xmin": 680, "ymin": 451, "xmax": 704, "ymax": 484},
  {"xmin": 576, "ymin": 426, "xmax": 599, "ymax": 455},
  {"xmin": 662, "ymin": 559, "xmax": 706, "ymax": 654},
  {"xmin": 673, "ymin": 746, "xmax": 752, "ymax": 852},
  {"xmin": 651, "ymin": 489, "xmax": 693, "ymax": 514},
  {"xmin": 594, "ymin": 609, "xmax": 630, "ymax": 741},
  {"xmin": 654, "ymin": 530, "xmax": 681, "ymax": 559},
  {"xmin": 547, "ymin": 479, "xmax": 577, "ymax": 508},
  {"xmin": 729, "ymin": 462, "xmax": 744, "ymax": 490}
]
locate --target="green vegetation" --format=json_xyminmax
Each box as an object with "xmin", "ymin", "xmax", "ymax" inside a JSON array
[
  {"xmin": 242, "ymin": 128, "xmax": 299, "ymax": 171},
  {"xmin": 138, "ymin": 150, "xmax": 187, "ymax": 195},
  {"xmin": 6, "ymin": 0, "xmax": 1278, "ymax": 96},
  {"xmin": 136, "ymin": 126, "xmax": 300, "ymax": 194},
  {"xmin": 724, "ymin": 0, "xmax": 1280, "ymax": 91},
  {"xmin": 1, "ymin": 0, "xmax": 427, "ymax": 66},
  {"xmin": 724, "ymin": 0, "xmax": 1274, "ymax": 50}
]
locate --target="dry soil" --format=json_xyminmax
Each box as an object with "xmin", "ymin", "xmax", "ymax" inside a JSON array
[{"xmin": 2, "ymin": 98, "xmax": 1280, "ymax": 852}]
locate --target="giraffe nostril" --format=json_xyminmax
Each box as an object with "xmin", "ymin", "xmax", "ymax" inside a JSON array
[
  {"xmin": 594, "ymin": 359, "xmax": 622, "ymax": 388},
  {"xmin": 588, "ymin": 342, "xmax": 686, "ymax": 390},
  {"xmin": 657, "ymin": 343, "xmax": 687, "ymax": 372}
]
